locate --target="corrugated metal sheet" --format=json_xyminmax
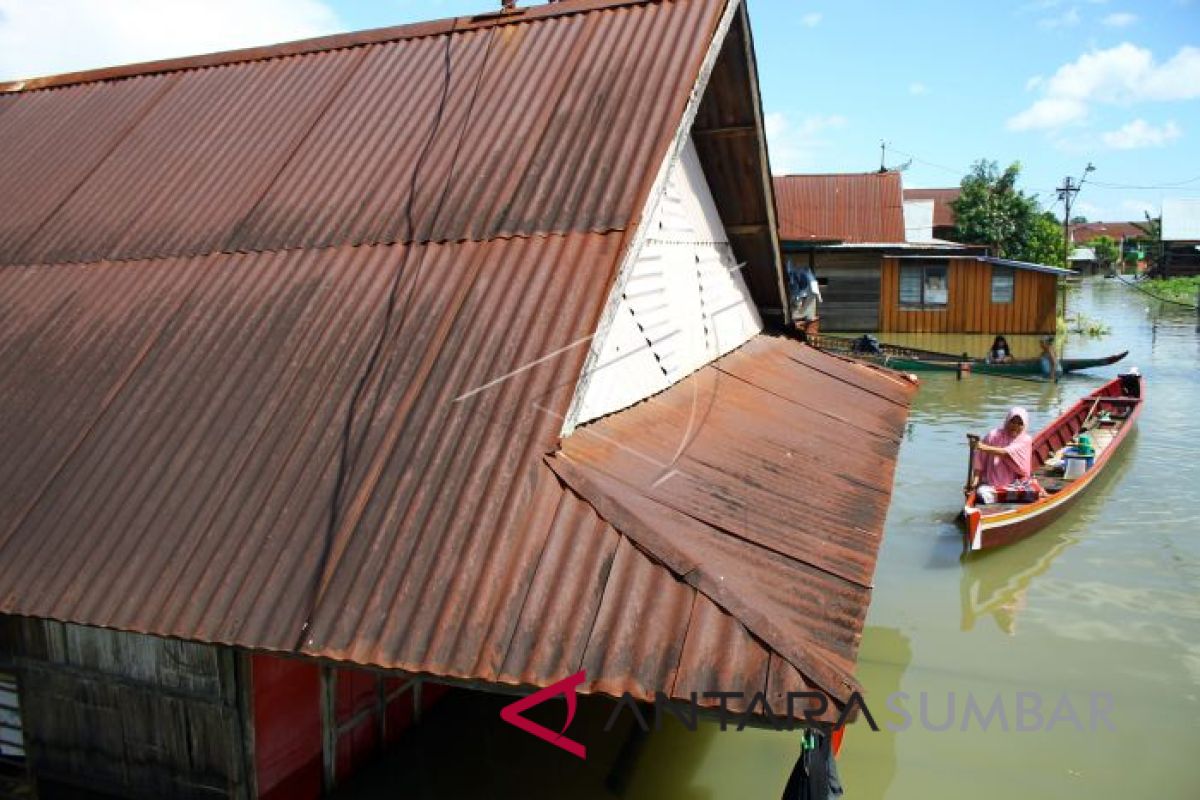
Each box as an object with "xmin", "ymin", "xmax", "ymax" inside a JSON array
[
  {"xmin": 0, "ymin": 0, "xmax": 718, "ymax": 267},
  {"xmin": 774, "ymin": 171, "xmax": 906, "ymax": 243},
  {"xmin": 548, "ymin": 335, "xmax": 915, "ymax": 701},
  {"xmin": 902, "ymin": 187, "xmax": 959, "ymax": 228},
  {"xmin": 0, "ymin": 232, "xmax": 618, "ymax": 650},
  {"xmin": 0, "ymin": 233, "xmax": 911, "ymax": 717},
  {"xmin": 1069, "ymin": 221, "xmax": 1144, "ymax": 243},
  {"xmin": 0, "ymin": 0, "xmax": 912, "ymax": 723}
]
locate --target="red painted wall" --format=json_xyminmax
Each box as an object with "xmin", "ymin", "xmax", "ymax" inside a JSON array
[{"xmin": 252, "ymin": 654, "xmax": 322, "ymax": 800}]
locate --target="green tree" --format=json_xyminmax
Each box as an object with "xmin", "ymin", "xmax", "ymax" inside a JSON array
[
  {"xmin": 1024, "ymin": 212, "xmax": 1067, "ymax": 269},
  {"xmin": 1088, "ymin": 236, "xmax": 1119, "ymax": 272},
  {"xmin": 949, "ymin": 159, "xmax": 1058, "ymax": 265}
]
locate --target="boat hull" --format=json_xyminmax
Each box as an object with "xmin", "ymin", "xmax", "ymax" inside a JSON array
[
  {"xmin": 962, "ymin": 373, "xmax": 1142, "ymax": 553},
  {"xmin": 812, "ymin": 336, "xmax": 1128, "ymax": 377}
]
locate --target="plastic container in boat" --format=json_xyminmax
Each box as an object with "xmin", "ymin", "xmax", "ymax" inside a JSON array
[{"xmin": 1062, "ymin": 447, "xmax": 1094, "ymax": 479}]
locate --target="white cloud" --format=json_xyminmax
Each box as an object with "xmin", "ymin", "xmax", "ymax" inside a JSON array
[
  {"xmin": 1008, "ymin": 97, "xmax": 1090, "ymax": 131},
  {"xmin": 0, "ymin": 0, "xmax": 341, "ymax": 82},
  {"xmin": 1101, "ymin": 119, "xmax": 1182, "ymax": 148},
  {"xmin": 765, "ymin": 111, "xmax": 848, "ymax": 174},
  {"xmin": 1101, "ymin": 12, "xmax": 1138, "ymax": 26},
  {"xmin": 800, "ymin": 12, "xmax": 823, "ymax": 27},
  {"xmin": 1039, "ymin": 6, "xmax": 1081, "ymax": 28},
  {"xmin": 909, "ymin": 82, "xmax": 929, "ymax": 95},
  {"xmin": 1007, "ymin": 43, "xmax": 1200, "ymax": 131}
]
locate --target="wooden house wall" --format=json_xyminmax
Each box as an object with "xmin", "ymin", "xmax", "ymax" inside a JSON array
[
  {"xmin": 0, "ymin": 616, "xmax": 249, "ymax": 799},
  {"xmin": 810, "ymin": 251, "xmax": 881, "ymax": 331},
  {"xmin": 1163, "ymin": 242, "xmax": 1200, "ymax": 277},
  {"xmin": 879, "ymin": 258, "xmax": 1057, "ymax": 334}
]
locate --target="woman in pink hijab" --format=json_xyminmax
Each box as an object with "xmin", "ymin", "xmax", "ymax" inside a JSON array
[{"xmin": 966, "ymin": 407, "xmax": 1040, "ymax": 503}]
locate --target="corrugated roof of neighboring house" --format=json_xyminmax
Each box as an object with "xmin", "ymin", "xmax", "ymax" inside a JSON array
[
  {"xmin": 0, "ymin": 0, "xmax": 912, "ymax": 718},
  {"xmin": 774, "ymin": 171, "xmax": 906, "ymax": 243},
  {"xmin": 1162, "ymin": 199, "xmax": 1200, "ymax": 241},
  {"xmin": 1070, "ymin": 222, "xmax": 1145, "ymax": 243},
  {"xmin": 902, "ymin": 187, "xmax": 960, "ymax": 228}
]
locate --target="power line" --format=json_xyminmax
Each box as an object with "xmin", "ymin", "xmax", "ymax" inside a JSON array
[
  {"xmin": 1088, "ymin": 174, "xmax": 1200, "ymax": 190},
  {"xmin": 886, "ymin": 145, "xmax": 964, "ymax": 178}
]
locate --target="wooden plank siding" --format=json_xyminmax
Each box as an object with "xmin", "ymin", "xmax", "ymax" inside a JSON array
[
  {"xmin": 879, "ymin": 257, "xmax": 1056, "ymax": 334},
  {"xmin": 811, "ymin": 251, "xmax": 881, "ymax": 331},
  {"xmin": 0, "ymin": 616, "xmax": 248, "ymax": 799}
]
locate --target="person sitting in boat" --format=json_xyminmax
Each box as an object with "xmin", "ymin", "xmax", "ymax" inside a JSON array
[
  {"xmin": 986, "ymin": 334, "xmax": 1013, "ymax": 364},
  {"xmin": 965, "ymin": 407, "xmax": 1044, "ymax": 504}
]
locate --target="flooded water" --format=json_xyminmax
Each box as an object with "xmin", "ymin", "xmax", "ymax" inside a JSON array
[
  {"xmin": 841, "ymin": 277, "xmax": 1200, "ymax": 799},
  {"xmin": 348, "ymin": 278, "xmax": 1199, "ymax": 799}
]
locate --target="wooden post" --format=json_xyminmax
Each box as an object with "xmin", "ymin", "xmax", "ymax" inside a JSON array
[{"xmin": 321, "ymin": 667, "xmax": 336, "ymax": 793}]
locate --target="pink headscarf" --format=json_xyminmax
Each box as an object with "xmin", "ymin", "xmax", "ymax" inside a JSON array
[
  {"xmin": 1005, "ymin": 407, "xmax": 1029, "ymax": 429},
  {"xmin": 975, "ymin": 406, "xmax": 1034, "ymax": 485}
]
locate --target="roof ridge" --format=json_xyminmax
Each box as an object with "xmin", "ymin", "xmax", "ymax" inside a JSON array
[
  {"xmin": 775, "ymin": 170, "xmax": 900, "ymax": 179},
  {"xmin": 0, "ymin": 0, "xmax": 662, "ymax": 95}
]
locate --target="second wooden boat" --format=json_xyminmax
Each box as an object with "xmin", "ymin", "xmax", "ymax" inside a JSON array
[
  {"xmin": 813, "ymin": 335, "xmax": 1127, "ymax": 376},
  {"xmin": 961, "ymin": 371, "xmax": 1143, "ymax": 552}
]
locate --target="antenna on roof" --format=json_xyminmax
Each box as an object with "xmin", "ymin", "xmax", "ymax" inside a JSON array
[{"xmin": 879, "ymin": 140, "xmax": 889, "ymax": 173}]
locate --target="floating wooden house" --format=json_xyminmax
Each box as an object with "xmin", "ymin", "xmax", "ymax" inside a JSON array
[
  {"xmin": 0, "ymin": 1, "xmax": 913, "ymax": 797},
  {"xmin": 775, "ymin": 171, "xmax": 1070, "ymax": 334}
]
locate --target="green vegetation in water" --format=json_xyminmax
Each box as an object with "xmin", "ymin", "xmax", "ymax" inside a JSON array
[
  {"xmin": 1144, "ymin": 275, "xmax": 1200, "ymax": 305},
  {"xmin": 1057, "ymin": 312, "xmax": 1110, "ymax": 337}
]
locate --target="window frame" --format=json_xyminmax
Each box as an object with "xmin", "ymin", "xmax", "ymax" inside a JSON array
[
  {"xmin": 990, "ymin": 265, "xmax": 1015, "ymax": 304},
  {"xmin": 898, "ymin": 262, "xmax": 950, "ymax": 309}
]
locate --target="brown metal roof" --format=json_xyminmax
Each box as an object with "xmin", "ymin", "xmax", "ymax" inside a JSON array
[
  {"xmin": 903, "ymin": 187, "xmax": 960, "ymax": 228},
  {"xmin": 1070, "ymin": 221, "xmax": 1144, "ymax": 243},
  {"xmin": 0, "ymin": 231, "xmax": 911, "ymax": 713},
  {"xmin": 774, "ymin": 171, "xmax": 906, "ymax": 243},
  {"xmin": 0, "ymin": 0, "xmax": 717, "ymax": 266},
  {"xmin": 548, "ymin": 335, "xmax": 914, "ymax": 701},
  {"xmin": 0, "ymin": 0, "xmax": 910, "ymax": 720}
]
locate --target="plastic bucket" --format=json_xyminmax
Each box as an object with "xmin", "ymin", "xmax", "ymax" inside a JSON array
[{"xmin": 1063, "ymin": 449, "xmax": 1093, "ymax": 479}]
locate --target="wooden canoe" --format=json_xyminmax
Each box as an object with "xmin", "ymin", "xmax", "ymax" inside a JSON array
[
  {"xmin": 812, "ymin": 335, "xmax": 1127, "ymax": 376},
  {"xmin": 961, "ymin": 372, "xmax": 1143, "ymax": 552}
]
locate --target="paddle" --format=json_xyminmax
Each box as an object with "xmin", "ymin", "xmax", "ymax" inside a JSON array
[{"xmin": 964, "ymin": 433, "xmax": 979, "ymax": 497}]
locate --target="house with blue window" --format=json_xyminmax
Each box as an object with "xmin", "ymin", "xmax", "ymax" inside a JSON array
[{"xmin": 774, "ymin": 171, "xmax": 1069, "ymax": 334}]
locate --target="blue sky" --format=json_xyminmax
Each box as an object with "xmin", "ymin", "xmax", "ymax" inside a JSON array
[{"xmin": 1, "ymin": 0, "xmax": 1196, "ymax": 221}]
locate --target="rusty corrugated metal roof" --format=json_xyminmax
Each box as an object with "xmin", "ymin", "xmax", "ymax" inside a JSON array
[
  {"xmin": 774, "ymin": 171, "xmax": 906, "ymax": 243},
  {"xmin": 548, "ymin": 335, "xmax": 914, "ymax": 702},
  {"xmin": 903, "ymin": 187, "xmax": 960, "ymax": 228},
  {"xmin": 0, "ymin": 0, "xmax": 911, "ymax": 721},
  {"xmin": 0, "ymin": 0, "xmax": 716, "ymax": 266},
  {"xmin": 1070, "ymin": 221, "xmax": 1144, "ymax": 243}
]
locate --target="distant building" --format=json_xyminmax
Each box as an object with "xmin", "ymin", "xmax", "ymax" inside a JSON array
[
  {"xmin": 902, "ymin": 187, "xmax": 961, "ymax": 240},
  {"xmin": 1161, "ymin": 199, "xmax": 1200, "ymax": 277},
  {"xmin": 775, "ymin": 172, "xmax": 1067, "ymax": 334},
  {"xmin": 1070, "ymin": 221, "xmax": 1148, "ymax": 272}
]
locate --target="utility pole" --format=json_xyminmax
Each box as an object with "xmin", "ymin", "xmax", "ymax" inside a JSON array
[
  {"xmin": 1056, "ymin": 162, "xmax": 1096, "ymax": 269},
  {"xmin": 1056, "ymin": 162, "xmax": 1095, "ymax": 321}
]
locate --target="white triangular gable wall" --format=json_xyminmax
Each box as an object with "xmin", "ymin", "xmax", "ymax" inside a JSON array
[{"xmin": 567, "ymin": 135, "xmax": 762, "ymax": 428}]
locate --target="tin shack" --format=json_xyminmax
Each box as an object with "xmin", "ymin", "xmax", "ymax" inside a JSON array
[{"xmin": 0, "ymin": 0, "xmax": 914, "ymax": 796}]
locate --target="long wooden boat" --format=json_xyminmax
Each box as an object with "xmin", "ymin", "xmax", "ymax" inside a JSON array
[
  {"xmin": 961, "ymin": 371, "xmax": 1143, "ymax": 552},
  {"xmin": 812, "ymin": 335, "xmax": 1127, "ymax": 376}
]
